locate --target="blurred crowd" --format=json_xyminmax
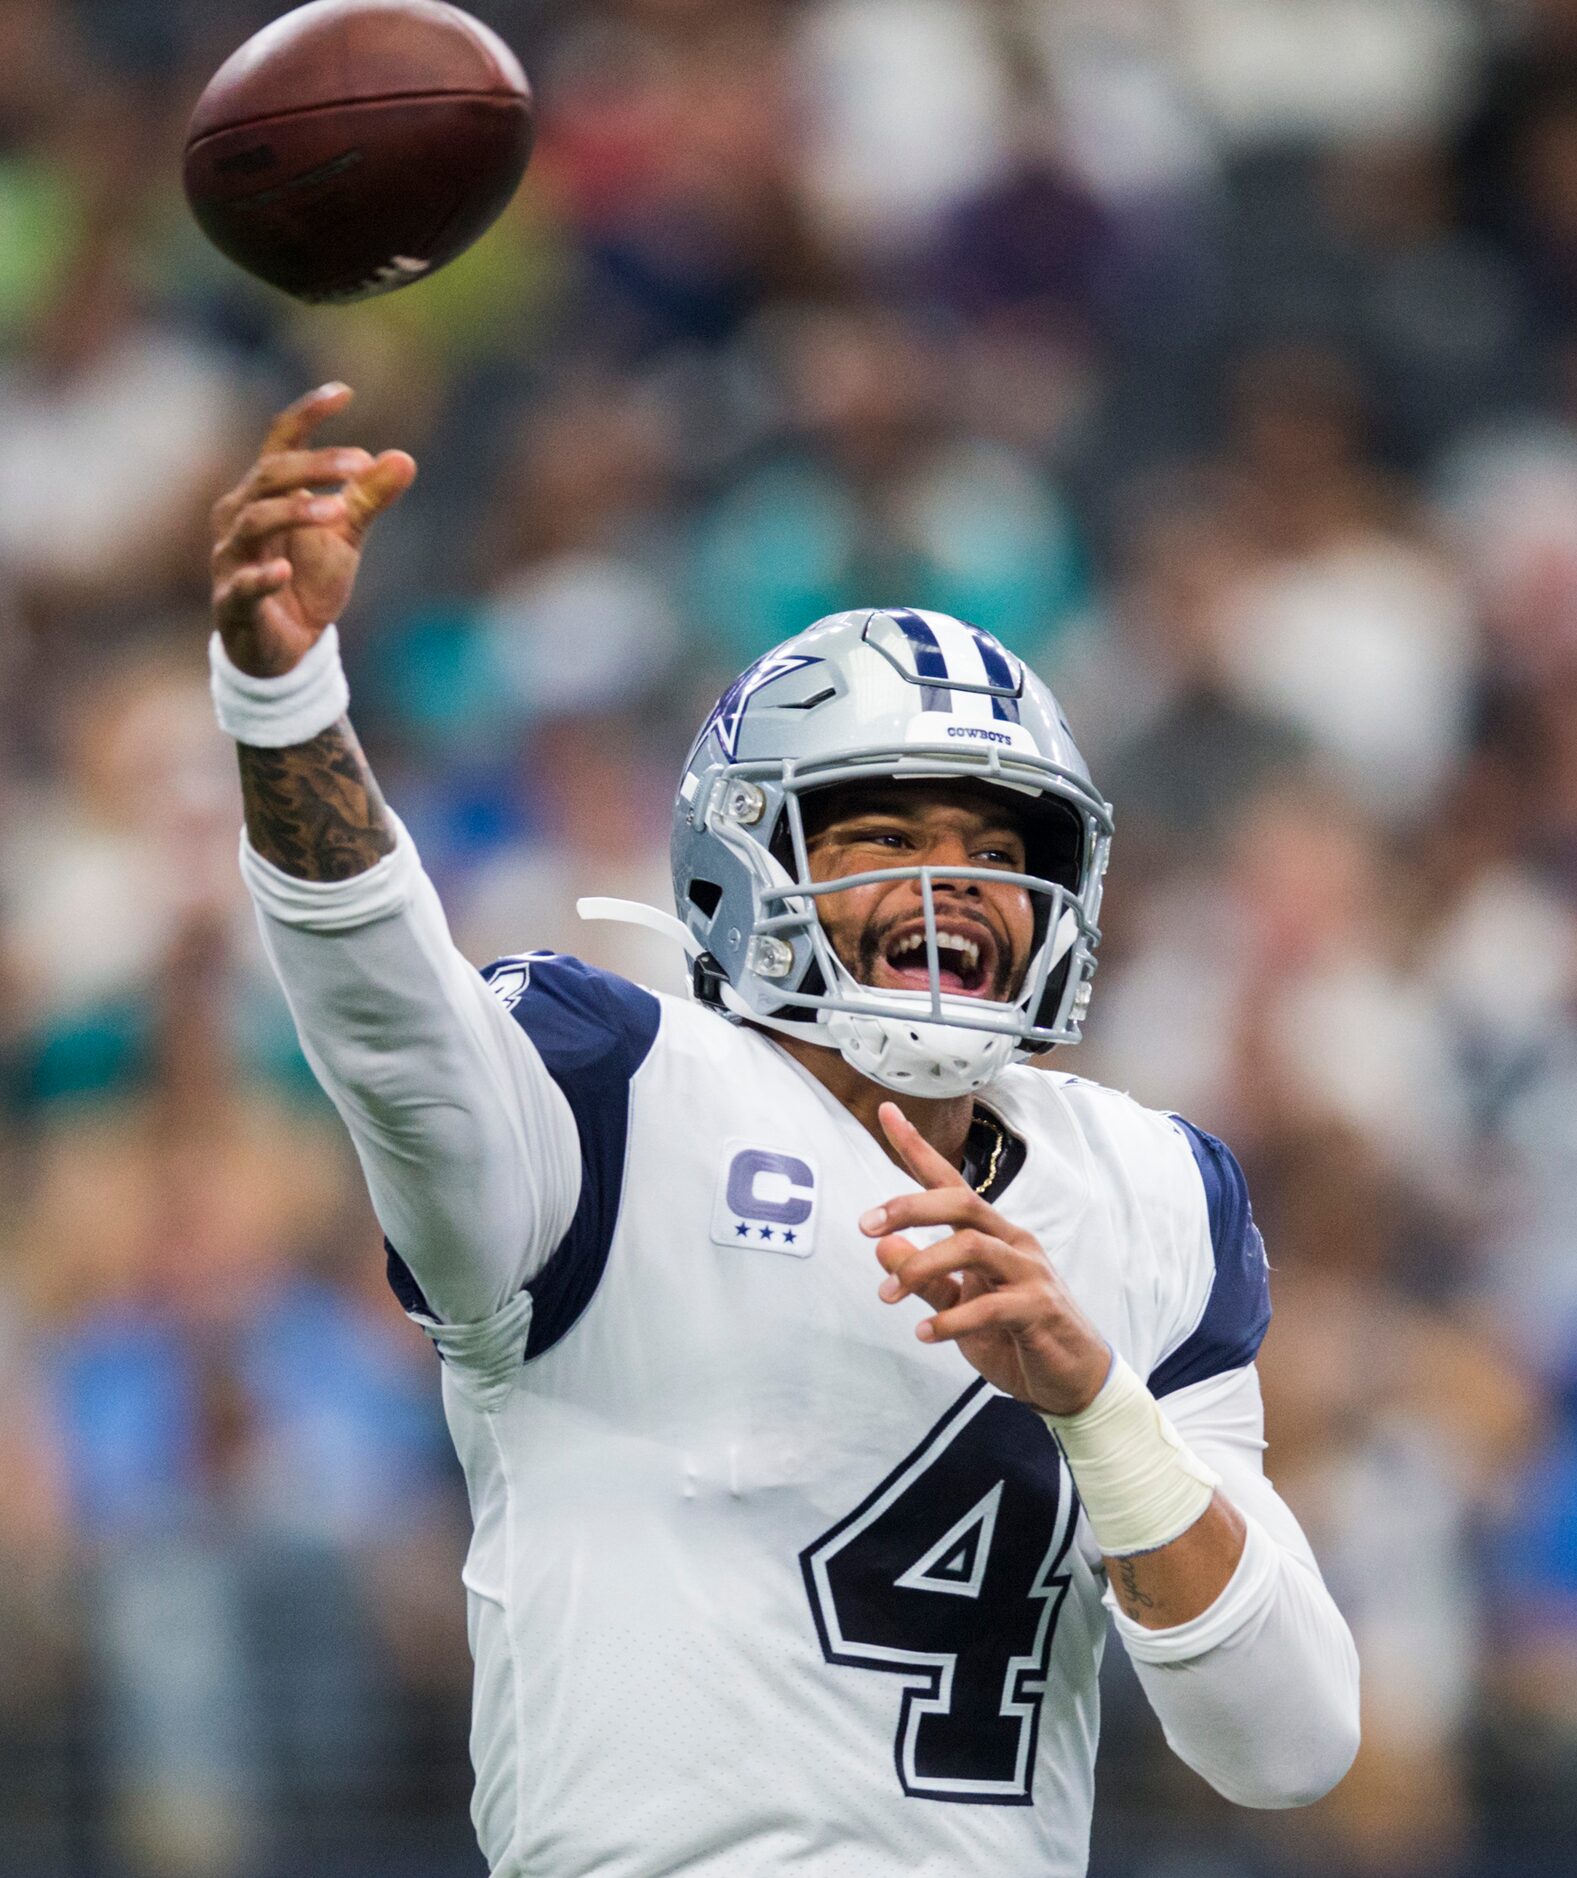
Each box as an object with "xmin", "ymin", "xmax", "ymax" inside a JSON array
[{"xmin": 2, "ymin": 0, "xmax": 1577, "ymax": 1874}]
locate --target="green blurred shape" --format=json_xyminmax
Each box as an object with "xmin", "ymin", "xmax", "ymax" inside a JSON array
[{"xmin": 0, "ymin": 158, "xmax": 83, "ymax": 340}]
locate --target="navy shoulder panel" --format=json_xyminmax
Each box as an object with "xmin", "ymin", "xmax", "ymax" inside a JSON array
[
  {"xmin": 483, "ymin": 954, "xmax": 660, "ymax": 1357},
  {"xmin": 1147, "ymin": 1118, "xmax": 1272, "ymax": 1399},
  {"xmin": 385, "ymin": 955, "xmax": 660, "ymax": 1357}
]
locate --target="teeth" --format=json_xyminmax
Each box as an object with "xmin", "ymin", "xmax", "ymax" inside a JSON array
[{"xmin": 888, "ymin": 932, "xmax": 982, "ymax": 973}]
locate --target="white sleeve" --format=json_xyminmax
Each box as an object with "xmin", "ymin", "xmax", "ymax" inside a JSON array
[
  {"xmin": 243, "ymin": 817, "xmax": 583, "ymax": 1327},
  {"xmin": 1108, "ymin": 1364, "xmax": 1362, "ymax": 1809}
]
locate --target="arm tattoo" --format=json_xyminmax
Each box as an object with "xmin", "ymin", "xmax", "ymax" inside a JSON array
[
  {"xmin": 238, "ymin": 717, "xmax": 397, "ymax": 881},
  {"xmin": 1115, "ymin": 1558, "xmax": 1156, "ymax": 1614}
]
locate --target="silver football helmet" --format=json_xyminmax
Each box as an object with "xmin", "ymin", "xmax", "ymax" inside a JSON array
[{"xmin": 586, "ymin": 608, "xmax": 1113, "ymax": 1097}]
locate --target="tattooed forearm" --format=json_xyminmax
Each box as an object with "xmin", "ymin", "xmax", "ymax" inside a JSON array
[
  {"xmin": 1114, "ymin": 1558, "xmax": 1156, "ymax": 1615},
  {"xmin": 238, "ymin": 717, "xmax": 397, "ymax": 881}
]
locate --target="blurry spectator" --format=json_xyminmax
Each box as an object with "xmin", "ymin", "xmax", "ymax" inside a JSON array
[
  {"xmin": 2, "ymin": 649, "xmax": 243, "ymax": 1091},
  {"xmin": 693, "ymin": 304, "xmax": 1087, "ymax": 662},
  {"xmin": 1213, "ymin": 347, "xmax": 1481, "ymax": 825},
  {"xmin": 0, "ymin": 217, "xmax": 244, "ymax": 622},
  {"xmin": 12, "ymin": 910, "xmax": 455, "ymax": 1875},
  {"xmin": 1320, "ymin": 137, "xmax": 1537, "ymax": 457},
  {"xmin": 796, "ymin": 0, "xmax": 1012, "ymax": 259},
  {"xmin": 479, "ymin": 382, "xmax": 684, "ymax": 722},
  {"xmin": 1083, "ymin": 473, "xmax": 1311, "ymax": 864},
  {"xmin": 1172, "ymin": 0, "xmax": 1480, "ymax": 151},
  {"xmin": 1087, "ymin": 780, "xmax": 1471, "ymax": 1197},
  {"xmin": 453, "ymin": 711, "xmax": 689, "ymax": 995},
  {"xmin": 1250, "ymin": 1120, "xmax": 1538, "ymax": 1874},
  {"xmin": 544, "ymin": 0, "xmax": 815, "ymax": 357}
]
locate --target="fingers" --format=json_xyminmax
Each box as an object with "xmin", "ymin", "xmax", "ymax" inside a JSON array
[
  {"xmin": 211, "ymin": 432, "xmax": 369, "ymax": 540},
  {"xmin": 214, "ymin": 389, "xmax": 414, "ymax": 545},
  {"xmin": 213, "ymin": 491, "xmax": 346, "ymax": 570},
  {"xmin": 213, "ymin": 558, "xmax": 292, "ymax": 627},
  {"xmin": 244, "ymin": 446, "xmax": 374, "ymax": 503},
  {"xmin": 260, "ymin": 381, "xmax": 353, "ymax": 456},
  {"xmin": 875, "ymin": 1226, "xmax": 1037, "ymax": 1307},
  {"xmin": 212, "ymin": 448, "xmax": 416, "ymax": 578},
  {"xmin": 878, "ymin": 1101, "xmax": 969, "ymax": 1192},
  {"xmin": 861, "ymin": 1181, "xmax": 1030, "ymax": 1248},
  {"xmin": 918, "ymin": 1288, "xmax": 1037, "ymax": 1347},
  {"xmin": 342, "ymin": 449, "xmax": 417, "ymax": 536},
  {"xmin": 875, "ymin": 1242, "xmax": 964, "ymax": 1315},
  {"xmin": 874, "ymin": 1227, "xmax": 1043, "ymax": 1347}
]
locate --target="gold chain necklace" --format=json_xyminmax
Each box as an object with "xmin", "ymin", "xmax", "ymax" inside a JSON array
[{"xmin": 971, "ymin": 1110, "xmax": 1008, "ymax": 1195}]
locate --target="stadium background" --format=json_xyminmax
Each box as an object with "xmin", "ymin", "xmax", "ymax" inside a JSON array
[{"xmin": 1, "ymin": 0, "xmax": 1575, "ymax": 1873}]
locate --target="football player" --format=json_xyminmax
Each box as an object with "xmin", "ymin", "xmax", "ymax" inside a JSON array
[{"xmin": 208, "ymin": 386, "xmax": 1359, "ymax": 1876}]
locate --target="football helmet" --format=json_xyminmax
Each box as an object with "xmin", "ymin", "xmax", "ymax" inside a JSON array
[{"xmin": 591, "ymin": 608, "xmax": 1113, "ymax": 1097}]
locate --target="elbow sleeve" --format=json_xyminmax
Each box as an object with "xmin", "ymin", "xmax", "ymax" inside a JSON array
[{"xmin": 1114, "ymin": 1516, "xmax": 1361, "ymax": 1809}]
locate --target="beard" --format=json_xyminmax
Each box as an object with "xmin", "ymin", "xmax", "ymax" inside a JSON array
[{"xmin": 848, "ymin": 915, "xmax": 1020, "ymax": 1002}]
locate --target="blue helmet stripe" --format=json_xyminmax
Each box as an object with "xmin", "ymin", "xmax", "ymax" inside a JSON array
[
  {"xmin": 968, "ymin": 627, "xmax": 1022, "ymax": 723},
  {"xmin": 886, "ymin": 608, "xmax": 952, "ymax": 712}
]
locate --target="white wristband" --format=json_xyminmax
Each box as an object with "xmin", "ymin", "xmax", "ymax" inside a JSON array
[
  {"xmin": 209, "ymin": 624, "xmax": 350, "ymax": 747},
  {"xmin": 1040, "ymin": 1353, "xmax": 1220, "ymax": 1557}
]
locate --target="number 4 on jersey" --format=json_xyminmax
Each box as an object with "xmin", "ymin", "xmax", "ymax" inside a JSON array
[{"xmin": 801, "ymin": 1382, "xmax": 1080, "ymax": 1803}]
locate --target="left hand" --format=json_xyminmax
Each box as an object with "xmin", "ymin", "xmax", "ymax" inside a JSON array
[{"xmin": 861, "ymin": 1102, "xmax": 1112, "ymax": 1418}]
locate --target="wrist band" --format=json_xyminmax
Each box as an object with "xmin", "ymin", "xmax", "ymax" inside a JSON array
[
  {"xmin": 209, "ymin": 624, "xmax": 350, "ymax": 747},
  {"xmin": 1040, "ymin": 1353, "xmax": 1220, "ymax": 1557}
]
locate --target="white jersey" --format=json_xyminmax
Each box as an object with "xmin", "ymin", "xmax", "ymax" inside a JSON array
[
  {"xmin": 391, "ymin": 956, "xmax": 1270, "ymax": 1877},
  {"xmin": 248, "ymin": 832, "xmax": 1357, "ymax": 1878}
]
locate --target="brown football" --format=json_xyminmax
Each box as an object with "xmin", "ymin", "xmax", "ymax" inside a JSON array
[{"xmin": 183, "ymin": 0, "xmax": 533, "ymax": 304}]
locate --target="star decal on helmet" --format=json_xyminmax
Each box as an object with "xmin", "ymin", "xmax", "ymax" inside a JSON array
[{"xmin": 699, "ymin": 652, "xmax": 823, "ymax": 762}]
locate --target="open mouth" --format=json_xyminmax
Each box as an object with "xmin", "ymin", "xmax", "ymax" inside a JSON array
[{"xmin": 876, "ymin": 921, "xmax": 997, "ymax": 997}]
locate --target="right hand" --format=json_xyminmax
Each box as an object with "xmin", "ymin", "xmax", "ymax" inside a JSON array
[{"xmin": 210, "ymin": 383, "xmax": 417, "ymax": 677}]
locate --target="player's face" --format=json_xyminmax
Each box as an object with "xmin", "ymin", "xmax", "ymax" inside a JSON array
[{"xmin": 803, "ymin": 782, "xmax": 1036, "ymax": 1001}]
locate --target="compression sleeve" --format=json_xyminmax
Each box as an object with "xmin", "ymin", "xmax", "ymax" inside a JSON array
[
  {"xmin": 1110, "ymin": 1363, "xmax": 1361, "ymax": 1809},
  {"xmin": 244, "ymin": 817, "xmax": 584, "ymax": 1325}
]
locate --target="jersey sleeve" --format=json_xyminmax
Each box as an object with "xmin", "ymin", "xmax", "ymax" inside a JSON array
[
  {"xmin": 245, "ymin": 819, "xmax": 637, "ymax": 1334},
  {"xmin": 1146, "ymin": 1118, "xmax": 1272, "ymax": 1399},
  {"xmin": 463, "ymin": 952, "xmax": 660, "ymax": 1359}
]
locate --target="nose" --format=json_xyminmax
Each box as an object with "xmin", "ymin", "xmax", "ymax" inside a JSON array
[{"xmin": 916, "ymin": 832, "xmax": 982, "ymax": 897}]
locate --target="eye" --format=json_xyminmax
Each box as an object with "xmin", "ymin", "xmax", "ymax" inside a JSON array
[
  {"xmin": 975, "ymin": 843, "xmax": 1023, "ymax": 868},
  {"xmin": 850, "ymin": 826, "xmax": 911, "ymax": 849}
]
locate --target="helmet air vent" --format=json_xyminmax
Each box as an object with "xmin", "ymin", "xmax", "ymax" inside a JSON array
[{"xmin": 688, "ymin": 878, "xmax": 724, "ymax": 919}]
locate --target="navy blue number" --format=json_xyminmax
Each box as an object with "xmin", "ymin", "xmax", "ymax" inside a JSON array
[{"xmin": 801, "ymin": 1383, "xmax": 1079, "ymax": 1804}]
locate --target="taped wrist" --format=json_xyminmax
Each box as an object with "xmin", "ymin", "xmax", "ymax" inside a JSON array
[
  {"xmin": 1040, "ymin": 1353, "xmax": 1220, "ymax": 1557},
  {"xmin": 209, "ymin": 624, "xmax": 350, "ymax": 747}
]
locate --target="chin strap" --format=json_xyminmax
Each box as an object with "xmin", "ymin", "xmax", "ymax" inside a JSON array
[
  {"xmin": 720, "ymin": 985, "xmax": 825, "ymax": 1044},
  {"xmin": 576, "ymin": 897, "xmax": 704, "ymax": 961}
]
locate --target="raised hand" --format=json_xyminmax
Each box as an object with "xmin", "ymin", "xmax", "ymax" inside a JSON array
[
  {"xmin": 860, "ymin": 1102, "xmax": 1112, "ymax": 1417},
  {"xmin": 210, "ymin": 383, "xmax": 416, "ymax": 677}
]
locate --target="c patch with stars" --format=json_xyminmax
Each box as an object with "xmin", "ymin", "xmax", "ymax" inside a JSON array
[{"xmin": 711, "ymin": 1141, "xmax": 819, "ymax": 1258}]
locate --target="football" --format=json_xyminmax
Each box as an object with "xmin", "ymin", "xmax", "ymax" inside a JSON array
[{"xmin": 183, "ymin": 0, "xmax": 533, "ymax": 304}]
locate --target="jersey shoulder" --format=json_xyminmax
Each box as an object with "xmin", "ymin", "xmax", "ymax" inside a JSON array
[
  {"xmin": 480, "ymin": 950, "xmax": 662, "ymax": 1077},
  {"xmin": 992, "ymin": 1065, "xmax": 1199, "ymax": 1227},
  {"xmin": 479, "ymin": 952, "xmax": 756, "ymax": 1079},
  {"xmin": 995, "ymin": 1067, "xmax": 1272, "ymax": 1398}
]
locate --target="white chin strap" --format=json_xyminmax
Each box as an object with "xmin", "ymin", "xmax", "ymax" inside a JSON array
[{"xmin": 577, "ymin": 897, "xmax": 703, "ymax": 965}]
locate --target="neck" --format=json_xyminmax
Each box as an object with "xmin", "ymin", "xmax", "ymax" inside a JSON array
[{"xmin": 768, "ymin": 1030, "xmax": 976, "ymax": 1170}]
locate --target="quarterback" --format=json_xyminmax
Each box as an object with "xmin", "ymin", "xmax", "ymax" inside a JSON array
[{"xmin": 208, "ymin": 386, "xmax": 1359, "ymax": 1876}]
